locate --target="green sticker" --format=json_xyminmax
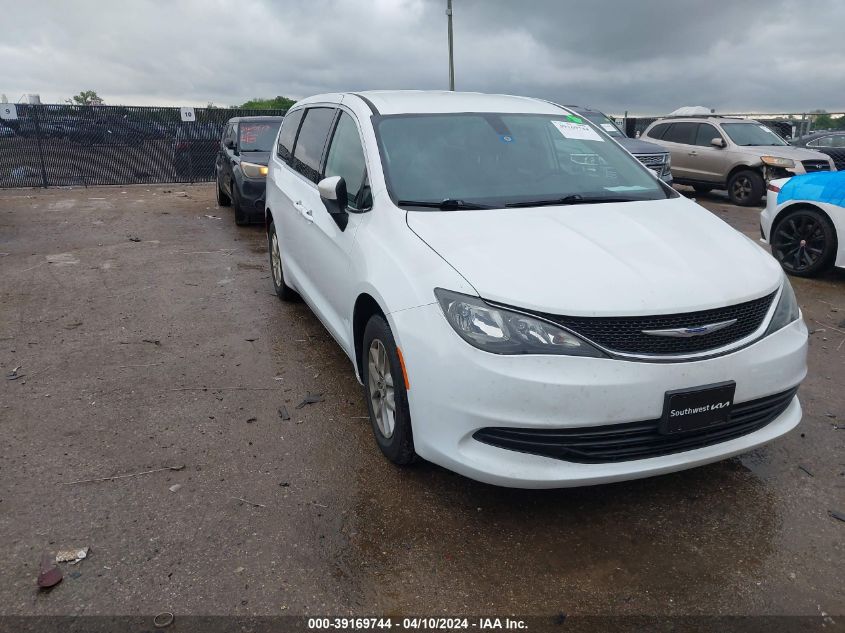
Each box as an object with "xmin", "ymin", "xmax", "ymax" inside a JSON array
[{"xmin": 566, "ymin": 115, "xmax": 583, "ymax": 123}]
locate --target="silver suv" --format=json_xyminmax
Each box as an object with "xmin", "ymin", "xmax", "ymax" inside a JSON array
[{"xmin": 643, "ymin": 116, "xmax": 835, "ymax": 205}]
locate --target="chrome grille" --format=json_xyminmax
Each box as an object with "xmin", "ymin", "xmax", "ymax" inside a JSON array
[
  {"xmin": 635, "ymin": 153, "xmax": 668, "ymax": 168},
  {"xmin": 635, "ymin": 152, "xmax": 670, "ymax": 177}
]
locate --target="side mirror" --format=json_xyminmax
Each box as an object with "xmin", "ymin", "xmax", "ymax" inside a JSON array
[
  {"xmin": 223, "ymin": 138, "xmax": 236, "ymax": 150},
  {"xmin": 318, "ymin": 176, "xmax": 349, "ymax": 230},
  {"xmin": 711, "ymin": 137, "xmax": 726, "ymax": 148}
]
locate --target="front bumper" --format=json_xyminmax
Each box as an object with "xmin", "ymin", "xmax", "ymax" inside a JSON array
[
  {"xmin": 391, "ymin": 303, "xmax": 808, "ymax": 488},
  {"xmin": 236, "ymin": 177, "xmax": 268, "ymax": 219}
]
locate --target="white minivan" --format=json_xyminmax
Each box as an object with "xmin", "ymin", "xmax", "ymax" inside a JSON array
[{"xmin": 265, "ymin": 91, "xmax": 808, "ymax": 488}]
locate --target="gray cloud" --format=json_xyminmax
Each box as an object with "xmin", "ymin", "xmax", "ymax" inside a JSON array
[{"xmin": 1, "ymin": 0, "xmax": 843, "ymax": 114}]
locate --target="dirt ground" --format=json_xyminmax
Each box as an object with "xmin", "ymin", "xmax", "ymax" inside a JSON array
[{"xmin": 0, "ymin": 184, "xmax": 842, "ymax": 621}]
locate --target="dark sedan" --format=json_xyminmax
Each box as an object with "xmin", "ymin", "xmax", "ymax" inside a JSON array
[
  {"xmin": 215, "ymin": 116, "xmax": 284, "ymax": 225},
  {"xmin": 791, "ymin": 131, "xmax": 845, "ymax": 170}
]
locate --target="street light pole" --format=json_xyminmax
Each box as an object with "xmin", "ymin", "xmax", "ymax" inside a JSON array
[{"xmin": 446, "ymin": 0, "xmax": 455, "ymax": 91}]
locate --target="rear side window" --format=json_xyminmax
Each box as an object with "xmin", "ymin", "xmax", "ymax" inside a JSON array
[
  {"xmin": 809, "ymin": 135, "xmax": 845, "ymax": 148},
  {"xmin": 662, "ymin": 122, "xmax": 697, "ymax": 145},
  {"xmin": 276, "ymin": 109, "xmax": 304, "ymax": 163},
  {"xmin": 324, "ymin": 112, "xmax": 369, "ymax": 209},
  {"xmin": 291, "ymin": 107, "xmax": 336, "ymax": 183},
  {"xmin": 646, "ymin": 123, "xmax": 670, "ymax": 139},
  {"xmin": 221, "ymin": 123, "xmax": 235, "ymax": 146}
]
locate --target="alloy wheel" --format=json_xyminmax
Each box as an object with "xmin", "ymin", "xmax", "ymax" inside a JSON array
[
  {"xmin": 731, "ymin": 175, "xmax": 753, "ymax": 202},
  {"xmin": 367, "ymin": 339, "xmax": 396, "ymax": 439},
  {"xmin": 271, "ymin": 231, "xmax": 282, "ymax": 286},
  {"xmin": 773, "ymin": 214, "xmax": 826, "ymax": 272}
]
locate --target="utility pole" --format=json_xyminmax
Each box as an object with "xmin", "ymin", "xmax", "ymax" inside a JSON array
[{"xmin": 446, "ymin": 0, "xmax": 455, "ymax": 91}]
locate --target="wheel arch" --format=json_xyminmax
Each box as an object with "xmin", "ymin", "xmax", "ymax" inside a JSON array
[
  {"xmin": 727, "ymin": 162, "xmax": 763, "ymax": 184},
  {"xmin": 265, "ymin": 206, "xmax": 274, "ymax": 235},
  {"xmin": 353, "ymin": 293, "xmax": 388, "ymax": 380}
]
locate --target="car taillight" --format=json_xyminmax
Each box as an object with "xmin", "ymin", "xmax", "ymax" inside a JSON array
[{"xmin": 767, "ymin": 183, "xmax": 781, "ymax": 193}]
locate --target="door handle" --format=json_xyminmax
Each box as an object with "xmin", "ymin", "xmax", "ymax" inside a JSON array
[
  {"xmin": 688, "ymin": 151, "xmax": 698, "ymax": 156},
  {"xmin": 300, "ymin": 207, "xmax": 314, "ymax": 222}
]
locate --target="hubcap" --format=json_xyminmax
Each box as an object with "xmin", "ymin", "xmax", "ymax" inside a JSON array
[
  {"xmin": 270, "ymin": 232, "xmax": 282, "ymax": 286},
  {"xmin": 773, "ymin": 214, "xmax": 826, "ymax": 272},
  {"xmin": 367, "ymin": 339, "xmax": 396, "ymax": 439}
]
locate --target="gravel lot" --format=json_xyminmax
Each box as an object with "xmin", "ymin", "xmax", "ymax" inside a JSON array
[{"xmin": 0, "ymin": 184, "xmax": 842, "ymax": 620}]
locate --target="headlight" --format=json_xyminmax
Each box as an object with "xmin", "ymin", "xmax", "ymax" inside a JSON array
[
  {"xmin": 764, "ymin": 277, "xmax": 800, "ymax": 336},
  {"xmin": 434, "ymin": 289, "xmax": 605, "ymax": 357},
  {"xmin": 760, "ymin": 156, "xmax": 795, "ymax": 168},
  {"xmin": 664, "ymin": 153, "xmax": 671, "ymax": 168},
  {"xmin": 241, "ymin": 162, "xmax": 268, "ymax": 178}
]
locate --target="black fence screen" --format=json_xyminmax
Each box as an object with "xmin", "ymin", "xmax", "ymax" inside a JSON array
[{"xmin": 0, "ymin": 104, "xmax": 285, "ymax": 188}]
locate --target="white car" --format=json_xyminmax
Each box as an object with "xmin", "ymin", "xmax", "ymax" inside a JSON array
[
  {"xmin": 761, "ymin": 172, "xmax": 845, "ymax": 277},
  {"xmin": 265, "ymin": 91, "xmax": 808, "ymax": 489}
]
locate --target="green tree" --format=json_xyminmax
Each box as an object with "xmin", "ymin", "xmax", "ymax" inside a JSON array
[
  {"xmin": 809, "ymin": 109, "xmax": 833, "ymax": 130},
  {"xmin": 67, "ymin": 90, "xmax": 103, "ymax": 106},
  {"xmin": 237, "ymin": 96, "xmax": 295, "ymax": 110}
]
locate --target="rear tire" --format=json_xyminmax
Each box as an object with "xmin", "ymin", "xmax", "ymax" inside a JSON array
[
  {"xmin": 727, "ymin": 169, "xmax": 764, "ymax": 206},
  {"xmin": 362, "ymin": 315, "xmax": 416, "ymax": 466},
  {"xmin": 216, "ymin": 176, "xmax": 231, "ymax": 207},
  {"xmin": 268, "ymin": 220, "xmax": 299, "ymax": 301},
  {"xmin": 771, "ymin": 207, "xmax": 837, "ymax": 277}
]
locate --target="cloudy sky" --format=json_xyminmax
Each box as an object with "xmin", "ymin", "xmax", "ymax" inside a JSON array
[{"xmin": 2, "ymin": 0, "xmax": 843, "ymax": 115}]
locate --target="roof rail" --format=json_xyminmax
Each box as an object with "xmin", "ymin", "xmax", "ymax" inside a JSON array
[{"xmin": 661, "ymin": 114, "xmax": 745, "ymax": 120}]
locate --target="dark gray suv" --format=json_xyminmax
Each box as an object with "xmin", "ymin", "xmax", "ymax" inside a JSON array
[{"xmin": 569, "ymin": 106, "xmax": 673, "ymax": 186}]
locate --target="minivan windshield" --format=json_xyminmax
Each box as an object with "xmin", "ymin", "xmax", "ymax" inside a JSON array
[
  {"xmin": 375, "ymin": 113, "xmax": 668, "ymax": 209},
  {"xmin": 721, "ymin": 122, "xmax": 788, "ymax": 147},
  {"xmin": 239, "ymin": 120, "xmax": 283, "ymax": 152}
]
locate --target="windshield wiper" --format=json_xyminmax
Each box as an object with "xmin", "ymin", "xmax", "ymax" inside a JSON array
[
  {"xmin": 505, "ymin": 194, "xmax": 640, "ymax": 208},
  {"xmin": 397, "ymin": 199, "xmax": 492, "ymax": 210}
]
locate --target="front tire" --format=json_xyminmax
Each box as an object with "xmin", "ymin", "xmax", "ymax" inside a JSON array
[
  {"xmin": 692, "ymin": 184, "xmax": 714, "ymax": 194},
  {"xmin": 728, "ymin": 169, "xmax": 764, "ymax": 206},
  {"xmin": 268, "ymin": 220, "xmax": 299, "ymax": 301},
  {"xmin": 216, "ymin": 176, "xmax": 231, "ymax": 207},
  {"xmin": 771, "ymin": 208, "xmax": 837, "ymax": 277},
  {"xmin": 232, "ymin": 186, "xmax": 248, "ymax": 226},
  {"xmin": 362, "ymin": 315, "xmax": 416, "ymax": 466}
]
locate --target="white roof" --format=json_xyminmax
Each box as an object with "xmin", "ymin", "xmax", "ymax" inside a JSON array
[
  {"xmin": 669, "ymin": 106, "xmax": 713, "ymax": 116},
  {"xmin": 299, "ymin": 90, "xmax": 567, "ymax": 116}
]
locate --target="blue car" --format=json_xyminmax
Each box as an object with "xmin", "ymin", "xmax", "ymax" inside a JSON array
[{"xmin": 761, "ymin": 171, "xmax": 845, "ymax": 277}]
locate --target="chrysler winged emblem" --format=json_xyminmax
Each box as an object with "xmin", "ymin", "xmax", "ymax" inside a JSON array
[{"xmin": 642, "ymin": 319, "xmax": 737, "ymax": 338}]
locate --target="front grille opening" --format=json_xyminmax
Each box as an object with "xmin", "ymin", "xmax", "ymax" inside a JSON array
[
  {"xmin": 802, "ymin": 160, "xmax": 831, "ymax": 173},
  {"xmin": 542, "ymin": 291, "xmax": 776, "ymax": 357},
  {"xmin": 473, "ymin": 387, "xmax": 797, "ymax": 464}
]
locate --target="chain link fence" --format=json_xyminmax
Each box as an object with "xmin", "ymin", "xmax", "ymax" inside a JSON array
[
  {"xmin": 2, "ymin": 104, "xmax": 842, "ymax": 189},
  {"xmin": 0, "ymin": 104, "xmax": 285, "ymax": 188}
]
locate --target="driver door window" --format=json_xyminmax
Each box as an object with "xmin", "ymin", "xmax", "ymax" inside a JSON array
[
  {"xmin": 324, "ymin": 112, "xmax": 370, "ymax": 209},
  {"xmin": 695, "ymin": 123, "xmax": 722, "ymax": 146}
]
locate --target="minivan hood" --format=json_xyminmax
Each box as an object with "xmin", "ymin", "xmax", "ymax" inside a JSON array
[{"xmin": 407, "ymin": 197, "xmax": 782, "ymax": 316}]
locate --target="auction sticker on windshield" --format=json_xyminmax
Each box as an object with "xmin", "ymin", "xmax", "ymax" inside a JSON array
[{"xmin": 551, "ymin": 120, "xmax": 604, "ymax": 142}]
